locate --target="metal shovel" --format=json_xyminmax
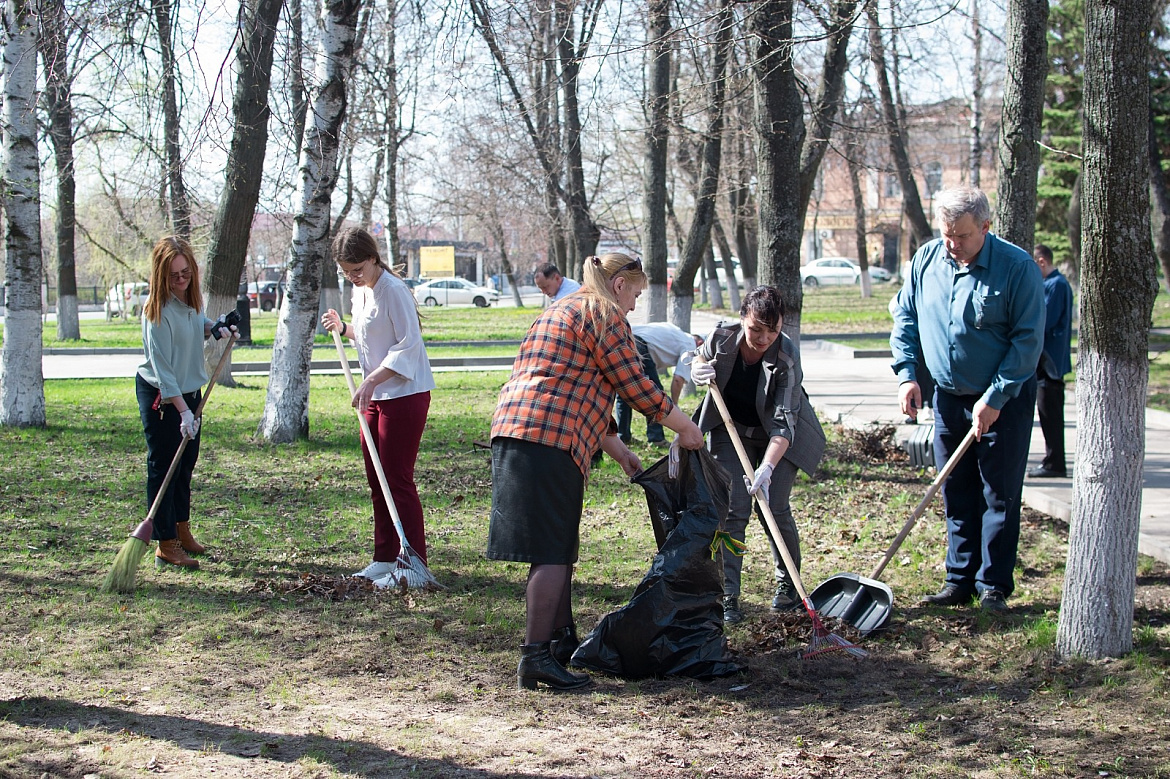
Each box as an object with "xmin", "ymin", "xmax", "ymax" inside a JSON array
[{"xmin": 809, "ymin": 425, "xmax": 977, "ymax": 635}]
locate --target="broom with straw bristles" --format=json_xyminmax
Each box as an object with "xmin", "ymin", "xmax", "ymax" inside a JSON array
[{"xmin": 101, "ymin": 335, "xmax": 237, "ymax": 594}]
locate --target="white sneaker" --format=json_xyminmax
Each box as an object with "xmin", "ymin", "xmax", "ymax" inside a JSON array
[
  {"xmin": 353, "ymin": 561, "xmax": 395, "ymax": 580},
  {"xmin": 372, "ymin": 570, "xmax": 402, "ymax": 589}
]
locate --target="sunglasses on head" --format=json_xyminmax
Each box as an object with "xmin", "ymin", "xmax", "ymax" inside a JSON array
[{"xmin": 591, "ymin": 255, "xmax": 642, "ymax": 278}]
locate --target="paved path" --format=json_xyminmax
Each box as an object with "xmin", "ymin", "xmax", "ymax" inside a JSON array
[{"xmin": 36, "ymin": 308, "xmax": 1170, "ymax": 566}]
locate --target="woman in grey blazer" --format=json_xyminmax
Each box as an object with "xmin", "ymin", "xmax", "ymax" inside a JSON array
[{"xmin": 692, "ymin": 286, "xmax": 826, "ymax": 624}]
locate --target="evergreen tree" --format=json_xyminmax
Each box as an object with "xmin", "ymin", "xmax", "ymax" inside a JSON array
[{"xmin": 1035, "ymin": 0, "xmax": 1083, "ymax": 262}]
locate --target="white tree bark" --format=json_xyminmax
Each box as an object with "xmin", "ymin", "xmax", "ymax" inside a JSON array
[
  {"xmin": 257, "ymin": 0, "xmax": 362, "ymax": 443},
  {"xmin": 1, "ymin": 0, "xmax": 45, "ymax": 428},
  {"xmin": 1056, "ymin": 0, "xmax": 1155, "ymax": 659}
]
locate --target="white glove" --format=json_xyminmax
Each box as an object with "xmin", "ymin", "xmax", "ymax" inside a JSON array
[
  {"xmin": 744, "ymin": 461, "xmax": 773, "ymax": 504},
  {"xmin": 179, "ymin": 409, "xmax": 200, "ymax": 440},
  {"xmin": 667, "ymin": 439, "xmax": 681, "ymax": 480},
  {"xmin": 692, "ymin": 360, "xmax": 716, "ymax": 386},
  {"xmin": 216, "ymin": 326, "xmax": 231, "ymax": 340}
]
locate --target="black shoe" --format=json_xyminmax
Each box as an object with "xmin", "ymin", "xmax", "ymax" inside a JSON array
[
  {"xmin": 979, "ymin": 589, "xmax": 1009, "ymax": 613},
  {"xmin": 722, "ymin": 595, "xmax": 745, "ymax": 624},
  {"xmin": 1027, "ymin": 465, "xmax": 1067, "ymax": 478},
  {"xmin": 550, "ymin": 624, "xmax": 580, "ymax": 666},
  {"xmin": 918, "ymin": 583, "xmax": 975, "ymax": 607},
  {"xmin": 517, "ymin": 642, "xmax": 590, "ymax": 691},
  {"xmin": 771, "ymin": 579, "xmax": 800, "ymax": 612}
]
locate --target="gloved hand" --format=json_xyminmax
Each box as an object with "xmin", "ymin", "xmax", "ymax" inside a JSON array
[
  {"xmin": 216, "ymin": 324, "xmax": 239, "ymax": 340},
  {"xmin": 179, "ymin": 409, "xmax": 200, "ymax": 440},
  {"xmin": 667, "ymin": 439, "xmax": 681, "ymax": 480},
  {"xmin": 692, "ymin": 359, "xmax": 716, "ymax": 386},
  {"xmin": 744, "ymin": 461, "xmax": 773, "ymax": 504}
]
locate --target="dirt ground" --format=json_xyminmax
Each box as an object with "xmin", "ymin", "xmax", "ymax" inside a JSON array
[{"xmin": 2, "ymin": 432, "xmax": 1168, "ymax": 778}]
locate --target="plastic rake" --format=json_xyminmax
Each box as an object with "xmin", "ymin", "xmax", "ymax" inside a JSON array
[{"xmin": 704, "ymin": 377, "xmax": 866, "ymax": 660}]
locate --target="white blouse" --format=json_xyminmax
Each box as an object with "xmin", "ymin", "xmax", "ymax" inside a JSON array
[{"xmin": 350, "ymin": 270, "xmax": 435, "ymax": 400}]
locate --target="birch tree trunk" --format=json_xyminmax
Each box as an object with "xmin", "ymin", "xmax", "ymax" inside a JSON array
[
  {"xmin": 152, "ymin": 0, "xmax": 190, "ymax": 238},
  {"xmin": 969, "ymin": 0, "xmax": 984, "ymax": 187},
  {"xmin": 995, "ymin": 0, "xmax": 1048, "ymax": 254},
  {"xmin": 0, "ymin": 0, "xmax": 45, "ymax": 427},
  {"xmin": 203, "ymin": 0, "xmax": 286, "ymax": 384},
  {"xmin": 1056, "ymin": 0, "xmax": 1156, "ymax": 660},
  {"xmin": 642, "ymin": 0, "xmax": 670, "ymax": 322},
  {"xmin": 258, "ymin": 0, "xmax": 362, "ymax": 443},
  {"xmin": 38, "ymin": 0, "xmax": 79, "ymax": 341}
]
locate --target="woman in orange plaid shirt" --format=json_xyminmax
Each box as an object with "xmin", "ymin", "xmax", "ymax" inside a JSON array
[{"xmin": 489, "ymin": 252, "xmax": 705, "ymax": 691}]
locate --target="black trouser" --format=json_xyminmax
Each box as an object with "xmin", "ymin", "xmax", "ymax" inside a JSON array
[
  {"xmin": 1036, "ymin": 375, "xmax": 1066, "ymax": 474},
  {"xmin": 136, "ymin": 374, "xmax": 201, "ymax": 541},
  {"xmin": 615, "ymin": 337, "xmax": 665, "ymax": 443}
]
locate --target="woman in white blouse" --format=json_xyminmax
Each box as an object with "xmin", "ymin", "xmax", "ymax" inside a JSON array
[{"xmin": 322, "ymin": 227, "xmax": 435, "ymax": 585}]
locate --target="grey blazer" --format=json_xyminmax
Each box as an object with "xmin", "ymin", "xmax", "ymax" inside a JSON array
[{"xmin": 693, "ymin": 323, "xmax": 826, "ymax": 477}]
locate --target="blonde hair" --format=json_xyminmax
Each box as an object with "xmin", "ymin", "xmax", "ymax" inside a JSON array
[
  {"xmin": 144, "ymin": 236, "xmax": 203, "ymax": 323},
  {"xmin": 576, "ymin": 252, "xmax": 645, "ymax": 345}
]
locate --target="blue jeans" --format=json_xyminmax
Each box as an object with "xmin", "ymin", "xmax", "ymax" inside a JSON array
[
  {"xmin": 615, "ymin": 336, "xmax": 665, "ymax": 443},
  {"xmin": 932, "ymin": 377, "xmax": 1036, "ymax": 597}
]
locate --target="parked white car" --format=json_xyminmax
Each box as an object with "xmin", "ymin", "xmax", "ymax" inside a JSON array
[
  {"xmin": 801, "ymin": 257, "xmax": 892, "ymax": 287},
  {"xmin": 105, "ymin": 282, "xmax": 150, "ymax": 317},
  {"xmin": 800, "ymin": 257, "xmax": 860, "ymax": 287},
  {"xmin": 413, "ymin": 277, "xmax": 500, "ymax": 308}
]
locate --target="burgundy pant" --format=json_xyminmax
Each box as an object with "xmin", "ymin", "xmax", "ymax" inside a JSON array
[{"xmin": 360, "ymin": 391, "xmax": 430, "ymax": 563}]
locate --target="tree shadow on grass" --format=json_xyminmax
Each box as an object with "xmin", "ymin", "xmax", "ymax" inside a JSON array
[{"xmin": 0, "ymin": 696, "xmax": 549, "ymax": 779}]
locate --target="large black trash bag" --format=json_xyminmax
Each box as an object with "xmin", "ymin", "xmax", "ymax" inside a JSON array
[{"xmin": 571, "ymin": 447, "xmax": 746, "ymax": 679}]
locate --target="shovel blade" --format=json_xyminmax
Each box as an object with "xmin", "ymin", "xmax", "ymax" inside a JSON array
[{"xmin": 809, "ymin": 572, "xmax": 894, "ymax": 636}]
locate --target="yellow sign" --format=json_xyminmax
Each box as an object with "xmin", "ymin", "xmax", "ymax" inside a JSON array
[{"xmin": 419, "ymin": 246, "xmax": 455, "ymax": 277}]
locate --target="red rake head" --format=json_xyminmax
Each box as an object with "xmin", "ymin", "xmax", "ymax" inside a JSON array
[{"xmin": 800, "ymin": 599, "xmax": 868, "ymax": 660}]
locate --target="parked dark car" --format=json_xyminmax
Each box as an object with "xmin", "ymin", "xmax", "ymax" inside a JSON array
[{"xmin": 238, "ymin": 281, "xmax": 281, "ymax": 311}]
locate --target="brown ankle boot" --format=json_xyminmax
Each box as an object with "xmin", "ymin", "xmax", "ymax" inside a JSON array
[
  {"xmin": 156, "ymin": 538, "xmax": 199, "ymax": 568},
  {"xmin": 176, "ymin": 521, "xmax": 205, "ymax": 555}
]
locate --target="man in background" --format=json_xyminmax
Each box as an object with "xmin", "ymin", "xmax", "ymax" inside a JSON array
[
  {"xmin": 616, "ymin": 322, "xmax": 702, "ymax": 447},
  {"xmin": 1028, "ymin": 244, "xmax": 1074, "ymax": 478},
  {"xmin": 533, "ymin": 263, "xmax": 580, "ymax": 302}
]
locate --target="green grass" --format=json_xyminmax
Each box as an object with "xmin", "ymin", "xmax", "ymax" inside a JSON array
[{"xmin": 0, "ymin": 377, "xmax": 1168, "ymax": 776}]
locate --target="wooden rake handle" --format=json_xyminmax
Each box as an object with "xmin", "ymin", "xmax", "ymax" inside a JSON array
[
  {"xmin": 330, "ymin": 329, "xmax": 410, "ymax": 541},
  {"xmin": 705, "ymin": 378, "xmax": 813, "ymax": 603},
  {"xmin": 869, "ymin": 424, "xmax": 978, "ymax": 579}
]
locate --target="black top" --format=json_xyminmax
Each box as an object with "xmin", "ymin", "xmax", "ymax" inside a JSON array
[{"xmin": 723, "ymin": 353, "xmax": 763, "ymax": 428}]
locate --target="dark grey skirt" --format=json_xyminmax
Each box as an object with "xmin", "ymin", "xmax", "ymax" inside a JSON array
[{"xmin": 487, "ymin": 437, "xmax": 585, "ymax": 564}]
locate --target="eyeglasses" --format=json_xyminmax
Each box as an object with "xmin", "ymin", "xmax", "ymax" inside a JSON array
[
  {"xmin": 169, "ymin": 267, "xmax": 191, "ymax": 283},
  {"xmin": 339, "ymin": 261, "xmax": 369, "ymax": 280}
]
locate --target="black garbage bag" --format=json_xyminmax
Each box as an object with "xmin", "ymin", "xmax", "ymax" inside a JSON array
[{"xmin": 570, "ymin": 447, "xmax": 746, "ymax": 679}]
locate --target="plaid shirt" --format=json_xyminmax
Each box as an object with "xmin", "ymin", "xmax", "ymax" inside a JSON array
[{"xmin": 492, "ymin": 296, "xmax": 673, "ymax": 476}]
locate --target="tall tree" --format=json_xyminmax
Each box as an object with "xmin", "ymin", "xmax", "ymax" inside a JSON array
[
  {"xmin": 995, "ymin": 0, "xmax": 1049, "ymax": 254},
  {"xmin": 202, "ymin": 0, "xmax": 287, "ymax": 381},
  {"xmin": 38, "ymin": 0, "xmax": 80, "ymax": 341},
  {"xmin": 752, "ymin": 0, "xmax": 857, "ymax": 336},
  {"xmin": 866, "ymin": 0, "xmax": 932, "ymax": 247},
  {"xmin": 554, "ymin": 0, "xmax": 600, "ymax": 269},
  {"xmin": 0, "ymin": 0, "xmax": 46, "ymax": 427},
  {"xmin": 1056, "ymin": 0, "xmax": 1156, "ymax": 659},
  {"xmin": 642, "ymin": 0, "xmax": 671, "ymax": 322},
  {"xmin": 669, "ymin": 0, "xmax": 733, "ymax": 332},
  {"xmin": 969, "ymin": 0, "xmax": 984, "ymax": 187},
  {"xmin": 258, "ymin": 0, "xmax": 363, "ymax": 443},
  {"xmin": 151, "ymin": 0, "xmax": 190, "ymax": 237},
  {"xmin": 1035, "ymin": 0, "xmax": 1084, "ymax": 266}
]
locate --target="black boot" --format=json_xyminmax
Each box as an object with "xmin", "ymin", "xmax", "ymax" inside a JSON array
[
  {"xmin": 517, "ymin": 642, "xmax": 590, "ymax": 691},
  {"xmin": 550, "ymin": 624, "xmax": 580, "ymax": 666}
]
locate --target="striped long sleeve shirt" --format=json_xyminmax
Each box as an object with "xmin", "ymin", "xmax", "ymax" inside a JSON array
[{"xmin": 491, "ymin": 295, "xmax": 673, "ymax": 477}]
